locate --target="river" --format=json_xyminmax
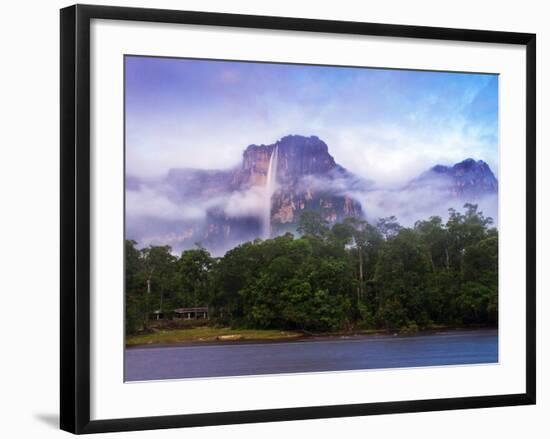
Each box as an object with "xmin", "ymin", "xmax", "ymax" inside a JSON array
[{"xmin": 125, "ymin": 329, "xmax": 497, "ymax": 381}]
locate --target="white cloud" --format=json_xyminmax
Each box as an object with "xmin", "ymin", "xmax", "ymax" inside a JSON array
[
  {"xmin": 126, "ymin": 187, "xmax": 209, "ymax": 221},
  {"xmin": 351, "ymin": 187, "xmax": 498, "ymax": 228},
  {"xmin": 223, "ymin": 187, "xmax": 267, "ymax": 218},
  {"xmin": 322, "ymin": 122, "xmax": 497, "ymax": 189}
]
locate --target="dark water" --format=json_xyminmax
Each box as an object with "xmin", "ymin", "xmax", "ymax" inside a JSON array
[{"xmin": 125, "ymin": 329, "xmax": 498, "ymax": 381}]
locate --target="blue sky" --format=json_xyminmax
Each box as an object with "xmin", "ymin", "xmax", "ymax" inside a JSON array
[{"xmin": 125, "ymin": 56, "xmax": 498, "ymax": 186}]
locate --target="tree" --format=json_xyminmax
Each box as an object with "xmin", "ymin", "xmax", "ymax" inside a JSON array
[
  {"xmin": 281, "ymin": 281, "xmax": 350, "ymax": 331},
  {"xmin": 377, "ymin": 216, "xmax": 402, "ymax": 240},
  {"xmin": 239, "ymin": 272, "xmax": 282, "ymax": 328},
  {"xmin": 297, "ymin": 211, "xmax": 329, "ymax": 238},
  {"xmin": 463, "ymin": 236, "xmax": 498, "ymax": 288},
  {"xmin": 457, "ymin": 282, "xmax": 495, "ymax": 324},
  {"xmin": 209, "ymin": 241, "xmax": 262, "ymax": 322},
  {"xmin": 461, "ymin": 235, "xmax": 498, "ymax": 324},
  {"xmin": 373, "ymin": 229, "xmax": 431, "ymax": 329},
  {"xmin": 177, "ymin": 246, "xmax": 214, "ymax": 309},
  {"xmin": 446, "ymin": 204, "xmax": 493, "ymax": 274},
  {"xmin": 326, "ymin": 218, "xmax": 382, "ymax": 320},
  {"xmin": 342, "ymin": 217, "xmax": 368, "ymax": 302},
  {"xmin": 141, "ymin": 245, "xmax": 177, "ymax": 322},
  {"xmin": 414, "ymin": 216, "xmax": 449, "ymax": 271},
  {"xmin": 125, "ymin": 240, "xmax": 146, "ymax": 333},
  {"xmin": 330, "ymin": 221, "xmax": 355, "ymax": 246}
]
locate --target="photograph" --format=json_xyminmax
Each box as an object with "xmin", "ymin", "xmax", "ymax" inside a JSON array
[{"xmin": 123, "ymin": 55, "xmax": 499, "ymax": 382}]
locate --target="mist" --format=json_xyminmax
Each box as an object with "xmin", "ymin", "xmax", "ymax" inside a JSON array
[{"xmin": 124, "ymin": 57, "xmax": 499, "ymax": 254}]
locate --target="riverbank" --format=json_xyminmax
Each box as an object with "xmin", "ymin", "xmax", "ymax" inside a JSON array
[
  {"xmin": 125, "ymin": 324, "xmax": 495, "ymax": 348},
  {"xmin": 125, "ymin": 327, "xmax": 304, "ymax": 347}
]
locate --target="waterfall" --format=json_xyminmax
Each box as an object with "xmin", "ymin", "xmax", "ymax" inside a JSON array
[{"xmin": 263, "ymin": 146, "xmax": 279, "ymax": 238}]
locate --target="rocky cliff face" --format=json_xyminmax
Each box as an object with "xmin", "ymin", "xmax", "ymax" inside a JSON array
[
  {"xmin": 233, "ymin": 135, "xmax": 340, "ymax": 187},
  {"xmin": 234, "ymin": 135, "xmax": 362, "ymax": 234}
]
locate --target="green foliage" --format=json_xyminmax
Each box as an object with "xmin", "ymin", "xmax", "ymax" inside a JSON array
[
  {"xmin": 356, "ymin": 301, "xmax": 375, "ymax": 329},
  {"xmin": 176, "ymin": 246, "xmax": 214, "ymax": 308},
  {"xmin": 297, "ymin": 210, "xmax": 329, "ymax": 238},
  {"xmin": 377, "ymin": 216, "xmax": 402, "ymax": 240},
  {"xmin": 457, "ymin": 282, "xmax": 496, "ymax": 324},
  {"xmin": 125, "ymin": 240, "xmax": 146, "ymax": 334},
  {"xmin": 125, "ymin": 204, "xmax": 498, "ymax": 335},
  {"xmin": 374, "ymin": 229, "xmax": 431, "ymax": 328},
  {"xmin": 281, "ymin": 282, "xmax": 350, "ymax": 331}
]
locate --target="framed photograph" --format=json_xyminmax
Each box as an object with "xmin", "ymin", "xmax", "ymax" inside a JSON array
[{"xmin": 60, "ymin": 4, "xmax": 536, "ymax": 434}]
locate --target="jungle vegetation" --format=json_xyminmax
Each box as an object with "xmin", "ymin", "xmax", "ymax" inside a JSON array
[{"xmin": 125, "ymin": 203, "xmax": 498, "ymax": 335}]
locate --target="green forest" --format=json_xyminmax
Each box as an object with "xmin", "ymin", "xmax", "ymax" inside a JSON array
[{"xmin": 125, "ymin": 203, "xmax": 498, "ymax": 336}]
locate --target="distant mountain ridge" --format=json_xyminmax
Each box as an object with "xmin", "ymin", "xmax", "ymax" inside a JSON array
[
  {"xmin": 410, "ymin": 158, "xmax": 498, "ymax": 198},
  {"xmin": 126, "ymin": 135, "xmax": 498, "ymax": 254}
]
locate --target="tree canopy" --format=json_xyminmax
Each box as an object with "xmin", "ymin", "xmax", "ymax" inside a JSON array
[{"xmin": 125, "ymin": 204, "xmax": 498, "ymax": 334}]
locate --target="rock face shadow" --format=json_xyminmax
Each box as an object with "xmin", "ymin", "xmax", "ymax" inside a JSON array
[{"xmin": 34, "ymin": 413, "xmax": 59, "ymax": 430}]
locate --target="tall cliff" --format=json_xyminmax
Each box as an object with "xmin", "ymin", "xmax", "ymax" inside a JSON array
[
  {"xmin": 125, "ymin": 136, "xmax": 498, "ymax": 255},
  {"xmin": 234, "ymin": 135, "xmax": 362, "ymax": 234}
]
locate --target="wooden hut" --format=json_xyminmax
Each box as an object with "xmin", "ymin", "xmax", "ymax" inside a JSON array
[{"xmin": 173, "ymin": 307, "xmax": 209, "ymax": 320}]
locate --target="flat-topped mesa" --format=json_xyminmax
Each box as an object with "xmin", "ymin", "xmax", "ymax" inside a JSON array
[
  {"xmin": 229, "ymin": 135, "xmax": 362, "ymax": 235},
  {"xmin": 237, "ymin": 135, "xmax": 338, "ymax": 188}
]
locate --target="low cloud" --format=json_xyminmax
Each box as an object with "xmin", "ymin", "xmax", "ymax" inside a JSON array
[
  {"xmin": 127, "ymin": 180, "xmax": 273, "ymax": 225},
  {"xmin": 126, "ymin": 187, "xmax": 210, "ymax": 222},
  {"xmin": 351, "ymin": 187, "xmax": 498, "ymax": 228},
  {"xmin": 298, "ymin": 171, "xmax": 498, "ymax": 227},
  {"xmin": 126, "ymin": 161, "xmax": 499, "ymax": 255},
  {"xmin": 297, "ymin": 171, "xmax": 371, "ymax": 195},
  {"xmin": 223, "ymin": 186, "xmax": 267, "ymax": 218}
]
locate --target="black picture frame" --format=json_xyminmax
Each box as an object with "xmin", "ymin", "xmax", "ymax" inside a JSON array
[{"xmin": 60, "ymin": 4, "xmax": 536, "ymax": 434}]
